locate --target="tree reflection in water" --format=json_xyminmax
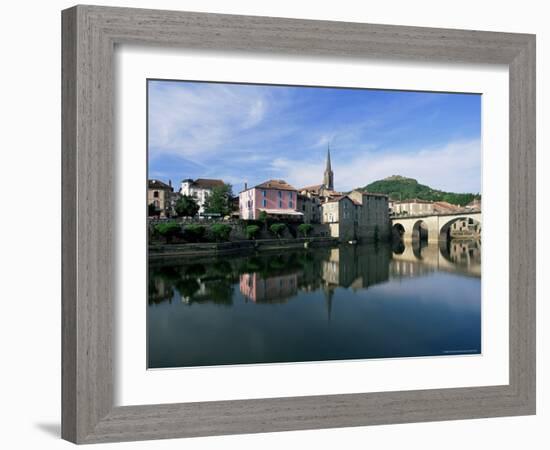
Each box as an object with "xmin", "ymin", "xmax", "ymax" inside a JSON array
[
  {"xmin": 149, "ymin": 239, "xmax": 480, "ymax": 307},
  {"xmin": 148, "ymin": 240, "xmax": 482, "ymax": 368}
]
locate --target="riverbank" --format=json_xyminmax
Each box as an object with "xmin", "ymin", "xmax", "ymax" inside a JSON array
[{"xmin": 148, "ymin": 236, "xmax": 338, "ymax": 259}]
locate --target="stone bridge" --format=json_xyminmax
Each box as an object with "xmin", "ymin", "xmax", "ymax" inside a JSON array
[{"xmin": 391, "ymin": 211, "xmax": 482, "ymax": 243}]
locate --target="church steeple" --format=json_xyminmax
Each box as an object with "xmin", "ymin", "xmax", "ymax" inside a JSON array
[{"xmin": 323, "ymin": 144, "xmax": 334, "ymax": 190}]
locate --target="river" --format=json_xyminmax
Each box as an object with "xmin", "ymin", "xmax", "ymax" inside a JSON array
[{"xmin": 148, "ymin": 239, "xmax": 481, "ymax": 368}]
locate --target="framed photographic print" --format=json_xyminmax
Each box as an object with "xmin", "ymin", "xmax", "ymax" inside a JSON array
[{"xmin": 62, "ymin": 5, "xmax": 536, "ymax": 444}]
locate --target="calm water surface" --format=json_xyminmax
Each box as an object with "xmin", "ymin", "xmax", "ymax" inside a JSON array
[{"xmin": 148, "ymin": 240, "xmax": 481, "ymax": 368}]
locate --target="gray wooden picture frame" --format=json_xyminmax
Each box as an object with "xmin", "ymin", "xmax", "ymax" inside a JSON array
[{"xmin": 62, "ymin": 4, "xmax": 536, "ymax": 444}]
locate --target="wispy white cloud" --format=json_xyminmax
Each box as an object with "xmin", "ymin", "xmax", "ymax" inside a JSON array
[
  {"xmin": 272, "ymin": 139, "xmax": 481, "ymax": 193},
  {"xmin": 148, "ymin": 81, "xmax": 481, "ymax": 193},
  {"xmin": 149, "ymin": 82, "xmax": 281, "ymax": 160}
]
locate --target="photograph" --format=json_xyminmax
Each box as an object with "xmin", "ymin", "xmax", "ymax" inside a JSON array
[{"xmin": 146, "ymin": 79, "xmax": 482, "ymax": 369}]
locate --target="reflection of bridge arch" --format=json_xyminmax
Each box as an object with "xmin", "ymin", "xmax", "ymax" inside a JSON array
[
  {"xmin": 391, "ymin": 212, "xmax": 482, "ymax": 243},
  {"xmin": 392, "ymin": 223, "xmax": 405, "ymax": 241},
  {"xmin": 392, "ymin": 240, "xmax": 481, "ymax": 278}
]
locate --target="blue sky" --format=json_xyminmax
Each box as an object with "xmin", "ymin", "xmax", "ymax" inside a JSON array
[{"xmin": 148, "ymin": 80, "xmax": 481, "ymax": 194}]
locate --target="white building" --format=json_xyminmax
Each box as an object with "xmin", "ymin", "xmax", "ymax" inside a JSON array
[{"xmin": 180, "ymin": 178, "xmax": 225, "ymax": 215}]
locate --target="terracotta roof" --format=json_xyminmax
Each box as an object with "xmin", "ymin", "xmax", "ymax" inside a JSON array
[
  {"xmin": 300, "ymin": 184, "xmax": 323, "ymax": 192},
  {"xmin": 192, "ymin": 178, "xmax": 225, "ymax": 189},
  {"xmin": 395, "ymin": 198, "xmax": 432, "ymax": 204},
  {"xmin": 433, "ymin": 201, "xmax": 460, "ymax": 212},
  {"xmin": 148, "ymin": 179, "xmax": 172, "ymax": 190},
  {"xmin": 255, "ymin": 179, "xmax": 297, "ymax": 191}
]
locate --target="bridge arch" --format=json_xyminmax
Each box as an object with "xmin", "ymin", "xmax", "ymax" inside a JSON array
[
  {"xmin": 412, "ymin": 220, "xmax": 429, "ymax": 242},
  {"xmin": 438, "ymin": 216, "xmax": 481, "ymax": 241},
  {"xmin": 392, "ymin": 223, "xmax": 405, "ymax": 240},
  {"xmin": 391, "ymin": 212, "xmax": 482, "ymax": 243}
]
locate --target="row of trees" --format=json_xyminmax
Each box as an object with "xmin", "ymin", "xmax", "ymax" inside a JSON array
[
  {"xmin": 153, "ymin": 221, "xmax": 314, "ymax": 244},
  {"xmin": 153, "ymin": 222, "xmax": 233, "ymax": 243},
  {"xmin": 149, "ymin": 184, "xmax": 234, "ymax": 218}
]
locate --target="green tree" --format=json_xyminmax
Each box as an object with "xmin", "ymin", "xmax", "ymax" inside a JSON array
[
  {"xmin": 175, "ymin": 195, "xmax": 199, "ymax": 217},
  {"xmin": 245, "ymin": 224, "xmax": 261, "ymax": 240},
  {"xmin": 210, "ymin": 223, "xmax": 232, "ymax": 242},
  {"xmin": 269, "ymin": 223, "xmax": 286, "ymax": 238},
  {"xmin": 148, "ymin": 202, "xmax": 159, "ymax": 217},
  {"xmin": 184, "ymin": 224, "xmax": 205, "ymax": 242},
  {"xmin": 298, "ymin": 223, "xmax": 313, "ymax": 237},
  {"xmin": 203, "ymin": 184, "xmax": 233, "ymax": 216},
  {"xmin": 154, "ymin": 221, "xmax": 181, "ymax": 243},
  {"xmin": 258, "ymin": 210, "xmax": 268, "ymax": 224}
]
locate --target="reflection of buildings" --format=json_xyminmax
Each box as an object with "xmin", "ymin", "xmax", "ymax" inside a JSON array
[
  {"xmin": 148, "ymin": 275, "xmax": 174, "ymax": 304},
  {"xmin": 447, "ymin": 239, "xmax": 481, "ymax": 267},
  {"xmin": 390, "ymin": 240, "xmax": 481, "ymax": 278},
  {"xmin": 240, "ymin": 273, "xmax": 298, "ymax": 303},
  {"xmin": 321, "ymin": 245, "xmax": 390, "ymax": 290},
  {"xmin": 449, "ymin": 217, "xmax": 481, "ymax": 238}
]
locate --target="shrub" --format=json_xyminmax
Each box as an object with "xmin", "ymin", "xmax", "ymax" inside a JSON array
[
  {"xmin": 154, "ymin": 221, "xmax": 181, "ymax": 243},
  {"xmin": 148, "ymin": 203, "xmax": 160, "ymax": 217},
  {"xmin": 184, "ymin": 224, "xmax": 205, "ymax": 242},
  {"xmin": 298, "ymin": 223, "xmax": 313, "ymax": 237},
  {"xmin": 269, "ymin": 223, "xmax": 286, "ymax": 238},
  {"xmin": 258, "ymin": 210, "xmax": 268, "ymax": 223},
  {"xmin": 210, "ymin": 223, "xmax": 232, "ymax": 242},
  {"xmin": 245, "ymin": 224, "xmax": 261, "ymax": 240}
]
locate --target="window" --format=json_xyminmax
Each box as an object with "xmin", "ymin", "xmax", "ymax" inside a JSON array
[
  {"xmin": 289, "ymin": 200, "xmax": 293, "ymax": 208},
  {"xmin": 153, "ymin": 191, "xmax": 159, "ymax": 198},
  {"xmin": 278, "ymin": 191, "xmax": 282, "ymax": 198},
  {"xmin": 262, "ymin": 199, "xmax": 267, "ymax": 207},
  {"xmin": 262, "ymin": 190, "xmax": 267, "ymax": 197},
  {"xmin": 279, "ymin": 200, "xmax": 283, "ymax": 208},
  {"xmin": 288, "ymin": 192, "xmax": 292, "ymax": 200}
]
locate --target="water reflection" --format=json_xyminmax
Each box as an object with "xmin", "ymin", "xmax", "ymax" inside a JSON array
[{"xmin": 148, "ymin": 240, "xmax": 481, "ymax": 368}]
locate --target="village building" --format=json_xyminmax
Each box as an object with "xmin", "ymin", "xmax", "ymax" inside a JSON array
[
  {"xmin": 297, "ymin": 192, "xmax": 322, "ymax": 224},
  {"xmin": 238, "ymin": 179, "xmax": 302, "ymax": 221},
  {"xmin": 238, "ymin": 144, "xmax": 390, "ymax": 242},
  {"xmin": 320, "ymin": 191, "xmax": 390, "ymax": 242},
  {"xmin": 180, "ymin": 178, "xmax": 225, "ymax": 215},
  {"xmin": 147, "ymin": 179, "xmax": 174, "ymax": 217},
  {"xmin": 391, "ymin": 198, "xmax": 434, "ymax": 216},
  {"xmin": 320, "ymin": 195, "xmax": 358, "ymax": 241}
]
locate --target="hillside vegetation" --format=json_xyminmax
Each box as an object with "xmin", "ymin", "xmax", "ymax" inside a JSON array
[{"xmin": 358, "ymin": 175, "xmax": 480, "ymax": 206}]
